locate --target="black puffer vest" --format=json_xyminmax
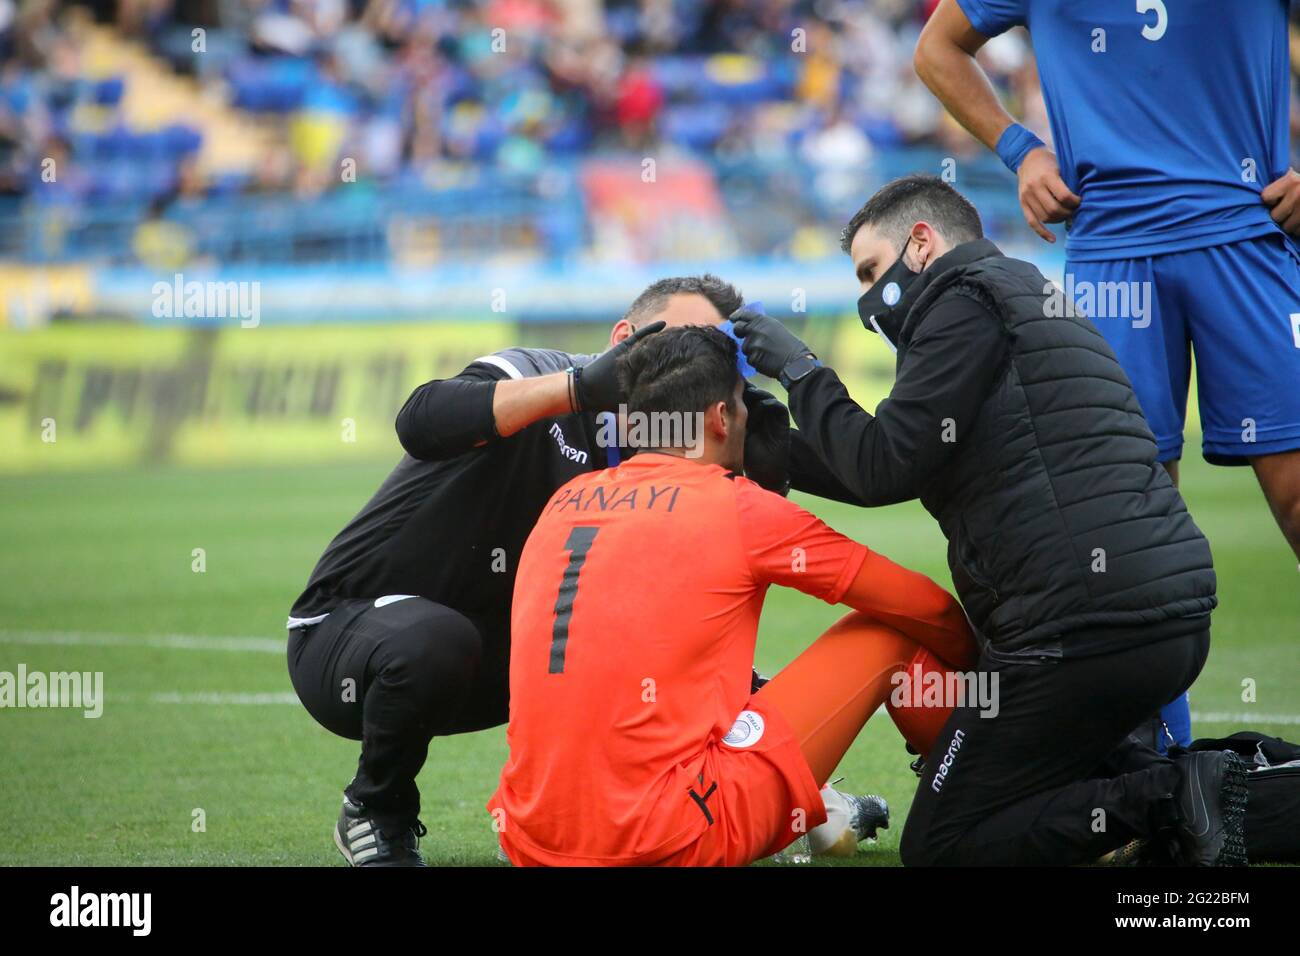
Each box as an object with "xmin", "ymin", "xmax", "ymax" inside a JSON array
[{"xmin": 890, "ymin": 241, "xmax": 1216, "ymax": 661}]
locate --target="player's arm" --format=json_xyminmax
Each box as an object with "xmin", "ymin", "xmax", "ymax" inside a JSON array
[
  {"xmin": 736, "ymin": 484, "xmax": 976, "ymax": 669},
  {"xmin": 786, "ymin": 294, "xmax": 1006, "ymax": 507},
  {"xmin": 1262, "ymin": 169, "xmax": 1300, "ymax": 237},
  {"xmin": 394, "ymin": 365, "xmax": 571, "ymax": 461},
  {"xmin": 914, "ymin": 0, "xmax": 1079, "ymax": 242},
  {"xmin": 490, "ymin": 374, "xmax": 573, "ymax": 438},
  {"xmin": 1267, "ymin": 21, "xmax": 1300, "ymax": 235},
  {"xmin": 396, "ymin": 322, "xmax": 665, "ymax": 460},
  {"xmin": 914, "ymin": 1, "xmax": 1012, "ymax": 155},
  {"xmin": 838, "ymin": 551, "xmax": 978, "ymax": 670}
]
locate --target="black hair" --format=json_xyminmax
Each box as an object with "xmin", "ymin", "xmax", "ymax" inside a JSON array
[
  {"xmin": 617, "ymin": 325, "xmax": 741, "ymax": 422},
  {"xmin": 840, "ymin": 174, "xmax": 983, "ymax": 254},
  {"xmin": 622, "ymin": 274, "xmax": 743, "ymax": 328}
]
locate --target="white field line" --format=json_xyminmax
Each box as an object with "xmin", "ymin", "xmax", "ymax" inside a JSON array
[
  {"xmin": 1191, "ymin": 711, "xmax": 1300, "ymax": 726},
  {"xmin": 0, "ymin": 629, "xmax": 283, "ymax": 654},
  {"xmin": 869, "ymin": 704, "xmax": 1300, "ymax": 725},
  {"xmin": 142, "ymin": 692, "xmax": 299, "ymax": 705},
  {"xmin": 0, "ymin": 631, "xmax": 294, "ymax": 704},
  {"xmin": 2, "ymin": 631, "xmax": 1299, "ymax": 721}
]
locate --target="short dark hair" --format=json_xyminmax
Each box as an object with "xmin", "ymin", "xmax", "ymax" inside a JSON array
[
  {"xmin": 617, "ymin": 325, "xmax": 740, "ymax": 421},
  {"xmin": 622, "ymin": 274, "xmax": 743, "ymax": 328},
  {"xmin": 840, "ymin": 174, "xmax": 983, "ymax": 254}
]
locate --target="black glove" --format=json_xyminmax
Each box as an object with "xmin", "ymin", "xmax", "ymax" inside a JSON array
[
  {"xmin": 742, "ymin": 383, "xmax": 791, "ymax": 495},
  {"xmin": 572, "ymin": 320, "xmax": 666, "ymax": 412},
  {"xmin": 729, "ymin": 306, "xmax": 815, "ymax": 383}
]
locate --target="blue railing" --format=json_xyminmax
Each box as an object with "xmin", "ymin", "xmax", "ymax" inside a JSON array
[{"xmin": 0, "ymin": 149, "xmax": 1024, "ymax": 266}]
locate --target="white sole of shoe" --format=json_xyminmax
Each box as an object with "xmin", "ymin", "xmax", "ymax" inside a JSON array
[{"xmin": 333, "ymin": 824, "xmax": 355, "ymax": 866}]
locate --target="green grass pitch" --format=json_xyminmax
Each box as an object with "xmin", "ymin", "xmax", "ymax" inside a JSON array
[{"xmin": 1, "ymin": 454, "xmax": 1296, "ymax": 866}]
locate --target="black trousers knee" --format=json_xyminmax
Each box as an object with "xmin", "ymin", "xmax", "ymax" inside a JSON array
[
  {"xmin": 287, "ymin": 596, "xmax": 509, "ymax": 819},
  {"xmin": 900, "ymin": 629, "xmax": 1210, "ymax": 866}
]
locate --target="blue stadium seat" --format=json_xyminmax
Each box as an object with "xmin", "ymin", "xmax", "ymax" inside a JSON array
[
  {"xmin": 661, "ymin": 102, "xmax": 735, "ymax": 150},
  {"xmin": 92, "ymin": 76, "xmax": 126, "ymax": 106}
]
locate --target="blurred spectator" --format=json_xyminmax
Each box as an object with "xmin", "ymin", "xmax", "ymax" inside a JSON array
[
  {"xmin": 132, "ymin": 193, "xmax": 194, "ymax": 269},
  {"xmin": 799, "ymin": 105, "xmax": 872, "ymax": 208},
  {"xmin": 0, "ymin": 0, "xmax": 1047, "ymax": 197},
  {"xmin": 0, "ymin": 0, "xmax": 1098, "ymax": 264}
]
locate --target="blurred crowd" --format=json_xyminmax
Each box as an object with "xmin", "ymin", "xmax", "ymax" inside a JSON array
[{"xmin": 0, "ymin": 0, "xmax": 1051, "ymax": 206}]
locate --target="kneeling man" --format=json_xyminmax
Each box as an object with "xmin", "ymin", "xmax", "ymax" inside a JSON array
[{"xmin": 488, "ymin": 326, "xmax": 977, "ymax": 866}]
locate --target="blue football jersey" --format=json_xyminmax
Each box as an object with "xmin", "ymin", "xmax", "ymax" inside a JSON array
[{"xmin": 957, "ymin": 0, "xmax": 1291, "ymax": 260}]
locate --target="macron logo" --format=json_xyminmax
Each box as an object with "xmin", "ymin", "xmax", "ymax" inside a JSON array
[
  {"xmin": 930, "ymin": 729, "xmax": 966, "ymax": 794},
  {"xmin": 50, "ymin": 886, "xmax": 151, "ymax": 936},
  {"xmin": 549, "ymin": 423, "xmax": 588, "ymax": 465}
]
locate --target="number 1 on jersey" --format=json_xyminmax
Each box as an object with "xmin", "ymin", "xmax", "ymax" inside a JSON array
[{"xmin": 548, "ymin": 525, "xmax": 599, "ymax": 674}]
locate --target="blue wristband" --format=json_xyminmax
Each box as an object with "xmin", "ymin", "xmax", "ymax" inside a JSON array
[{"xmin": 995, "ymin": 123, "xmax": 1045, "ymax": 174}]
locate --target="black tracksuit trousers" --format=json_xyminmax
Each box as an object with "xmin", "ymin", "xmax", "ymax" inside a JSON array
[
  {"xmin": 901, "ymin": 629, "xmax": 1210, "ymax": 866},
  {"xmin": 287, "ymin": 596, "xmax": 509, "ymax": 822}
]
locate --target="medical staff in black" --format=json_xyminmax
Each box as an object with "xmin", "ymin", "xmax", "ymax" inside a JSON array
[
  {"xmin": 732, "ymin": 175, "xmax": 1244, "ymax": 866},
  {"xmin": 288, "ymin": 277, "xmax": 741, "ymax": 866}
]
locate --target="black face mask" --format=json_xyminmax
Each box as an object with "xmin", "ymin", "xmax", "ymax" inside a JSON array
[{"xmin": 856, "ymin": 249, "xmax": 921, "ymax": 353}]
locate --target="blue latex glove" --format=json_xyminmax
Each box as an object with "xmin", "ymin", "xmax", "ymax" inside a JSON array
[{"xmin": 719, "ymin": 300, "xmax": 762, "ymax": 378}]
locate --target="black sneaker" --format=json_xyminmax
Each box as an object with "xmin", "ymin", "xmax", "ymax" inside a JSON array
[
  {"xmin": 846, "ymin": 792, "xmax": 890, "ymax": 842},
  {"xmin": 333, "ymin": 794, "xmax": 428, "ymax": 867},
  {"xmin": 1172, "ymin": 750, "xmax": 1248, "ymax": 866},
  {"xmin": 1097, "ymin": 838, "xmax": 1150, "ymax": 866}
]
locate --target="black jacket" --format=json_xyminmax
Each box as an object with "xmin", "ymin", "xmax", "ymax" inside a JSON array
[
  {"xmin": 290, "ymin": 347, "xmax": 604, "ymax": 629},
  {"xmin": 789, "ymin": 239, "xmax": 1216, "ymax": 662}
]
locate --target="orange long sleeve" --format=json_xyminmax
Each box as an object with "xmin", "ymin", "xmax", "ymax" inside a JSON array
[{"xmin": 838, "ymin": 549, "xmax": 979, "ymax": 671}]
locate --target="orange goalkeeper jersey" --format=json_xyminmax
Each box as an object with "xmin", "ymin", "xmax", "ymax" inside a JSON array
[{"xmin": 488, "ymin": 453, "xmax": 869, "ymax": 865}]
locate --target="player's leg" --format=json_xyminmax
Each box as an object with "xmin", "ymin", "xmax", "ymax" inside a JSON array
[
  {"xmin": 752, "ymin": 614, "xmax": 959, "ymax": 858},
  {"xmin": 756, "ymin": 611, "xmax": 961, "ymax": 785},
  {"xmin": 656, "ymin": 614, "xmax": 960, "ymax": 867},
  {"xmin": 752, "ymin": 636, "xmax": 957, "ymax": 857},
  {"xmin": 287, "ymin": 595, "xmax": 484, "ymax": 865},
  {"xmin": 1071, "ymin": 253, "xmax": 1194, "ymax": 747},
  {"xmin": 1251, "ymin": 449, "xmax": 1300, "ymax": 561},
  {"xmin": 1179, "ymin": 235, "xmax": 1300, "ymax": 561}
]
